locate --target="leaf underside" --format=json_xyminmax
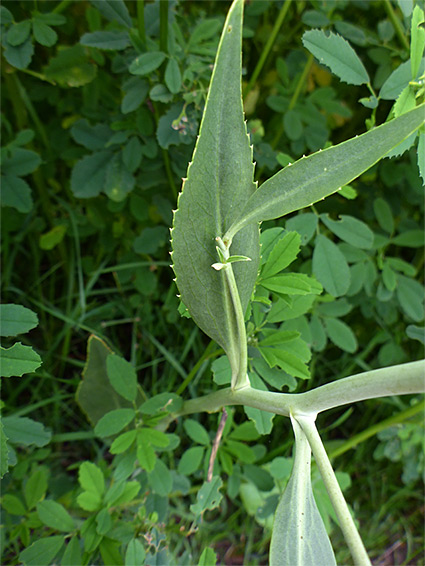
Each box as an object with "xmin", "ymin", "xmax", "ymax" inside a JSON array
[{"xmin": 171, "ymin": 0, "xmax": 260, "ymax": 353}]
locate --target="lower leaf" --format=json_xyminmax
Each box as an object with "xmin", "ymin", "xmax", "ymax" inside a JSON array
[{"xmin": 269, "ymin": 416, "xmax": 336, "ymax": 566}]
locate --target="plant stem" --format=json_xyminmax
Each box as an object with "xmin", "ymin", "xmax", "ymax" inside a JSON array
[
  {"xmin": 52, "ymin": 0, "xmax": 73, "ymax": 14},
  {"xmin": 269, "ymin": 53, "xmax": 314, "ymax": 151},
  {"xmin": 176, "ymin": 341, "xmax": 220, "ymax": 396},
  {"xmin": 296, "ymin": 415, "xmax": 371, "ymax": 566},
  {"xmin": 243, "ymin": 0, "xmax": 291, "ymax": 98},
  {"xmin": 137, "ymin": 0, "xmax": 146, "ymax": 45},
  {"xmin": 294, "ymin": 360, "xmax": 425, "ymax": 414},
  {"xmin": 223, "ymin": 263, "xmax": 249, "ymax": 390},
  {"xmin": 161, "ymin": 360, "xmax": 425, "ymax": 426},
  {"xmin": 215, "ymin": 238, "xmax": 250, "ymax": 390},
  {"xmin": 159, "ymin": 0, "xmax": 168, "ymax": 54},
  {"xmin": 162, "ymin": 148, "xmax": 177, "ymax": 198},
  {"xmin": 383, "ymin": 0, "xmax": 410, "ymax": 51}
]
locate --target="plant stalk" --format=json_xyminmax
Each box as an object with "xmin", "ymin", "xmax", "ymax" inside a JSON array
[
  {"xmin": 161, "ymin": 360, "xmax": 425, "ymax": 426},
  {"xmin": 383, "ymin": 0, "xmax": 410, "ymax": 51},
  {"xmin": 296, "ymin": 415, "xmax": 371, "ymax": 566},
  {"xmin": 243, "ymin": 0, "xmax": 291, "ymax": 97}
]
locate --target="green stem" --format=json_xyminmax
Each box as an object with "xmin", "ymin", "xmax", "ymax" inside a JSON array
[
  {"xmin": 296, "ymin": 415, "xmax": 371, "ymax": 566},
  {"xmin": 215, "ymin": 237, "xmax": 250, "ymax": 390},
  {"xmin": 269, "ymin": 53, "xmax": 314, "ymax": 152},
  {"xmin": 14, "ymin": 75, "xmax": 50, "ymax": 151},
  {"xmin": 383, "ymin": 0, "xmax": 410, "ymax": 51},
  {"xmin": 176, "ymin": 341, "xmax": 220, "ymax": 396},
  {"xmin": 223, "ymin": 263, "xmax": 249, "ymax": 390},
  {"xmin": 162, "ymin": 148, "xmax": 177, "ymax": 198},
  {"xmin": 243, "ymin": 0, "xmax": 291, "ymax": 98},
  {"xmin": 329, "ymin": 398, "xmax": 425, "ymax": 460},
  {"xmin": 52, "ymin": 0, "xmax": 73, "ymax": 14},
  {"xmin": 161, "ymin": 360, "xmax": 425, "ymax": 426},
  {"xmin": 137, "ymin": 0, "xmax": 146, "ymax": 45},
  {"xmin": 159, "ymin": 0, "xmax": 168, "ymax": 54}
]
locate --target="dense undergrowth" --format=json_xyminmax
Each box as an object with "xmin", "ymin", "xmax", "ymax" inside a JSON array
[{"xmin": 1, "ymin": 1, "xmax": 424, "ymax": 565}]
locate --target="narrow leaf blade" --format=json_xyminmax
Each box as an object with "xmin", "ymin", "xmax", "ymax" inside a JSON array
[{"xmin": 226, "ymin": 104, "xmax": 425, "ymax": 239}]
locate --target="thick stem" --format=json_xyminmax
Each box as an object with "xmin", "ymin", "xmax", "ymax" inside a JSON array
[
  {"xmin": 295, "ymin": 415, "xmax": 371, "ymax": 566},
  {"xmin": 223, "ymin": 263, "xmax": 249, "ymax": 390},
  {"xmin": 160, "ymin": 360, "xmax": 425, "ymax": 428}
]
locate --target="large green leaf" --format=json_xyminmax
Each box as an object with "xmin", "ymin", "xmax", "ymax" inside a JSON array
[
  {"xmin": 171, "ymin": 0, "xmax": 260, "ymax": 361},
  {"xmin": 76, "ymin": 336, "xmax": 143, "ymax": 426},
  {"xmin": 269, "ymin": 417, "xmax": 336, "ymax": 566},
  {"xmin": 19, "ymin": 536, "xmax": 65, "ymax": 566},
  {"xmin": 225, "ymin": 104, "xmax": 425, "ymax": 240}
]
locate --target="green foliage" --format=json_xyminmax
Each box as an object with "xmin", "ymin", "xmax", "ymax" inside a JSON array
[
  {"xmin": 270, "ymin": 418, "xmax": 336, "ymax": 566},
  {"xmin": 171, "ymin": 0, "xmax": 260, "ymax": 385},
  {"xmin": 1, "ymin": 0, "xmax": 424, "ymax": 565}
]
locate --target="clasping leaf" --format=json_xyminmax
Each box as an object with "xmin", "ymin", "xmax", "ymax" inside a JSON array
[
  {"xmin": 270, "ymin": 415, "xmax": 336, "ymax": 566},
  {"xmin": 171, "ymin": 0, "xmax": 260, "ymax": 369}
]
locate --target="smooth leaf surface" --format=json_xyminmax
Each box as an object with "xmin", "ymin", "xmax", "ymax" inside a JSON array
[
  {"xmin": 125, "ymin": 539, "xmax": 145, "ymax": 566},
  {"xmin": 2, "ymin": 148, "xmax": 41, "ymax": 176},
  {"xmin": 178, "ymin": 446, "xmax": 205, "ymax": 475},
  {"xmin": 302, "ymin": 29, "xmax": 369, "ymax": 85},
  {"xmin": 0, "ymin": 304, "xmax": 38, "ymax": 337},
  {"xmin": 184, "ymin": 419, "xmax": 210, "ymax": 446},
  {"xmin": 147, "ymin": 459, "xmax": 173, "ymax": 496},
  {"xmin": 198, "ymin": 547, "xmax": 218, "ymax": 566},
  {"xmin": 269, "ymin": 417, "xmax": 336, "ymax": 566},
  {"xmin": 313, "ymin": 235, "xmax": 350, "ymax": 297},
  {"xmin": 24, "ymin": 468, "xmax": 48, "ymax": 510},
  {"xmin": 320, "ymin": 214, "xmax": 374, "ymax": 249},
  {"xmin": 70, "ymin": 151, "xmax": 111, "ymax": 198},
  {"xmin": 106, "ymin": 353, "xmax": 138, "ymax": 402},
  {"xmin": 129, "ymin": 51, "xmax": 167, "ymax": 75},
  {"xmin": 225, "ymin": 105, "xmax": 425, "ymax": 240},
  {"xmin": 94, "ymin": 408, "xmax": 136, "ymax": 438},
  {"xmin": 78, "ymin": 461, "xmax": 104, "ymax": 498},
  {"xmin": 90, "ymin": 0, "xmax": 132, "ymax": 28},
  {"xmin": 76, "ymin": 336, "xmax": 142, "ymax": 426},
  {"xmin": 33, "ymin": 21, "xmax": 57, "ymax": 47},
  {"xmin": 380, "ymin": 58, "xmax": 425, "ymax": 99},
  {"xmin": 171, "ymin": 0, "xmax": 260, "ymax": 359},
  {"xmin": 80, "ymin": 31, "xmax": 130, "ymax": 50},
  {"xmin": 37, "ymin": 500, "xmax": 76, "ymax": 532},
  {"xmin": 19, "ymin": 536, "xmax": 65, "ymax": 566},
  {"xmin": 261, "ymin": 232, "xmax": 301, "ymax": 278},
  {"xmin": 324, "ymin": 317, "xmax": 358, "ymax": 353},
  {"xmin": 61, "ymin": 537, "xmax": 82, "ymax": 566}
]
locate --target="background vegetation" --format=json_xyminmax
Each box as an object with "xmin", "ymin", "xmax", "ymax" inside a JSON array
[{"xmin": 1, "ymin": 0, "xmax": 424, "ymax": 565}]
